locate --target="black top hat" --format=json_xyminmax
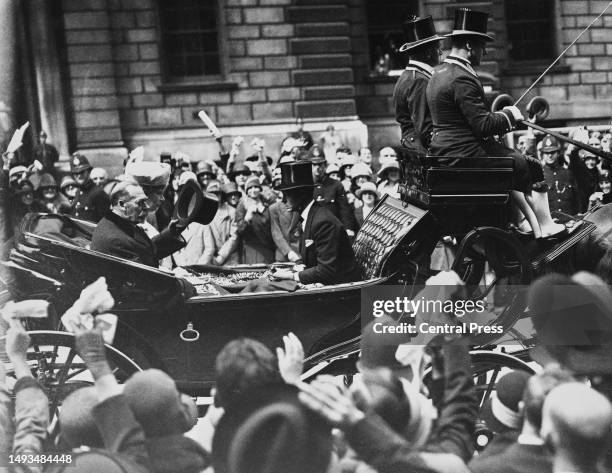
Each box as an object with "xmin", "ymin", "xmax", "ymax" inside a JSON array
[
  {"xmin": 399, "ymin": 16, "xmax": 443, "ymax": 53},
  {"xmin": 277, "ymin": 162, "xmax": 315, "ymax": 191},
  {"xmin": 212, "ymin": 383, "xmax": 332, "ymax": 473},
  {"xmin": 174, "ymin": 180, "xmax": 219, "ymax": 226},
  {"xmin": 446, "ymin": 8, "xmax": 494, "ymax": 42}
]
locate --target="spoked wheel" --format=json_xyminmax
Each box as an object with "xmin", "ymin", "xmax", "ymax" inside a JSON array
[
  {"xmin": 423, "ymin": 349, "xmax": 535, "ymax": 452},
  {"xmin": 452, "ymin": 227, "xmax": 533, "ymax": 346},
  {"xmin": 2, "ymin": 331, "xmax": 142, "ymax": 420},
  {"xmin": 470, "ymin": 350, "xmax": 535, "ymax": 450}
]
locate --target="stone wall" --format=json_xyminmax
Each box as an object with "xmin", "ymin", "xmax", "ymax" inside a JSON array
[
  {"xmin": 352, "ymin": 0, "xmax": 612, "ymax": 127},
  {"xmin": 60, "ymin": 0, "xmax": 364, "ymax": 161}
]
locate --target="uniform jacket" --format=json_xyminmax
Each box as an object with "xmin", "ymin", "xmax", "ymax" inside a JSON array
[
  {"xmin": 427, "ymin": 55, "xmax": 516, "ymax": 157},
  {"xmin": 202, "ymin": 203, "xmax": 240, "ymax": 265},
  {"xmin": 393, "ymin": 60, "xmax": 434, "ymax": 152},
  {"xmin": 543, "ymin": 163, "xmax": 579, "ymax": 215},
  {"xmin": 69, "ymin": 179, "xmax": 110, "ymax": 223},
  {"xmin": 344, "ymin": 340, "xmax": 478, "ymax": 473},
  {"xmin": 91, "ymin": 210, "xmax": 185, "ymax": 267},
  {"xmin": 298, "ymin": 202, "xmax": 360, "ymax": 285},
  {"xmin": 313, "ymin": 176, "xmax": 358, "ymax": 232},
  {"xmin": 269, "ymin": 200, "xmax": 300, "ymax": 261}
]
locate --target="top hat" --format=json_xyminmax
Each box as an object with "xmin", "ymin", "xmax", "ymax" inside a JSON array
[
  {"xmin": 175, "ymin": 180, "xmax": 219, "ymax": 226},
  {"xmin": 212, "ymin": 383, "xmax": 332, "ymax": 473},
  {"xmin": 70, "ymin": 153, "xmax": 92, "ymax": 173},
  {"xmin": 399, "ymin": 16, "xmax": 443, "ymax": 53},
  {"xmin": 445, "ymin": 8, "xmax": 494, "ymax": 42},
  {"xmin": 277, "ymin": 162, "xmax": 315, "ymax": 191}
]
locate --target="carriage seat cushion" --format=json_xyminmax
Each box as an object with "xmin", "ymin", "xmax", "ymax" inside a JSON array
[{"xmin": 425, "ymin": 156, "xmax": 514, "ymax": 195}]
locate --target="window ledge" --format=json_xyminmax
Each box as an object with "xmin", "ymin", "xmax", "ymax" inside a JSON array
[
  {"xmin": 502, "ymin": 64, "xmax": 571, "ymax": 76},
  {"xmin": 158, "ymin": 81, "xmax": 239, "ymax": 93}
]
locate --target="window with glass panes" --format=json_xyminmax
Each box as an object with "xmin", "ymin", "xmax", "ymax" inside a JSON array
[
  {"xmin": 366, "ymin": 0, "xmax": 419, "ymax": 74},
  {"xmin": 505, "ymin": 0, "xmax": 556, "ymax": 62},
  {"xmin": 159, "ymin": 0, "xmax": 221, "ymax": 79}
]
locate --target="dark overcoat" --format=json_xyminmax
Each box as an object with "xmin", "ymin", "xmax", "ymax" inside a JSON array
[
  {"xmin": 313, "ymin": 176, "xmax": 358, "ymax": 232},
  {"xmin": 298, "ymin": 203, "xmax": 360, "ymax": 285},
  {"xmin": 91, "ymin": 211, "xmax": 184, "ymax": 267}
]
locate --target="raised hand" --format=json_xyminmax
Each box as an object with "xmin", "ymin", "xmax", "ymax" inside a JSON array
[
  {"xmin": 298, "ymin": 378, "xmax": 364, "ymax": 429},
  {"xmin": 277, "ymin": 332, "xmax": 304, "ymax": 384}
]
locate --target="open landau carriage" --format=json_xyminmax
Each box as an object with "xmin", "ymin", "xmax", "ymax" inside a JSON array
[{"xmin": 1, "ymin": 153, "xmax": 599, "ymax": 442}]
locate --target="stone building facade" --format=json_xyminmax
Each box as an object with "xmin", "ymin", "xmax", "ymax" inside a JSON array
[{"xmin": 2, "ymin": 0, "xmax": 611, "ymax": 172}]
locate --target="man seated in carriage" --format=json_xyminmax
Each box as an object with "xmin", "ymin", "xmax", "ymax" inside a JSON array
[
  {"xmin": 426, "ymin": 8, "xmax": 566, "ymax": 240},
  {"xmin": 270, "ymin": 161, "xmax": 361, "ymax": 286}
]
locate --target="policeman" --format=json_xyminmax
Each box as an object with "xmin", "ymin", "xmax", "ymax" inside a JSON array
[
  {"xmin": 426, "ymin": 8, "xmax": 566, "ymax": 239},
  {"xmin": 540, "ymin": 135, "xmax": 581, "ymax": 215},
  {"xmin": 393, "ymin": 15, "xmax": 442, "ymax": 154},
  {"xmin": 68, "ymin": 153, "xmax": 110, "ymax": 223},
  {"xmin": 310, "ymin": 155, "xmax": 358, "ymax": 237}
]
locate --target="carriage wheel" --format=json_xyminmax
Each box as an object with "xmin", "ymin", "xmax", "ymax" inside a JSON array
[
  {"xmin": 2, "ymin": 331, "xmax": 142, "ymax": 421},
  {"xmin": 451, "ymin": 227, "xmax": 533, "ymax": 346},
  {"xmin": 423, "ymin": 349, "xmax": 535, "ymax": 452}
]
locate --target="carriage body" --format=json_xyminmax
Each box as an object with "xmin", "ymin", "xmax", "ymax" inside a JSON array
[{"xmin": 6, "ymin": 201, "xmax": 433, "ymax": 394}]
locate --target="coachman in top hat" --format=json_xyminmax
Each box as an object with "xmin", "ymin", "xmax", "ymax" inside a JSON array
[
  {"xmin": 426, "ymin": 8, "xmax": 566, "ymax": 240},
  {"xmin": 393, "ymin": 15, "xmax": 442, "ymax": 154}
]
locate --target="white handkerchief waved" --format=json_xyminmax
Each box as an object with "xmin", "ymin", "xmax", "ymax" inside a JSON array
[{"xmin": 305, "ymin": 239, "xmax": 314, "ymax": 247}]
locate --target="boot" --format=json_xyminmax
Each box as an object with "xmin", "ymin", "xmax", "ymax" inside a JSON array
[
  {"xmin": 527, "ymin": 191, "xmax": 567, "ymax": 239},
  {"xmin": 511, "ymin": 191, "xmax": 542, "ymax": 238}
]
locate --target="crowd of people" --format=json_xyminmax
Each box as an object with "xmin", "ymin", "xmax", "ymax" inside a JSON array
[
  {"xmin": 3, "ymin": 118, "xmax": 610, "ymax": 274},
  {"xmin": 2, "ymin": 121, "xmax": 403, "ymax": 272},
  {"xmin": 1, "ymin": 268, "xmax": 612, "ymax": 473}
]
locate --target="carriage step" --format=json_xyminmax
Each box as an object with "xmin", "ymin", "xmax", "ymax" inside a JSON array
[{"xmin": 530, "ymin": 220, "xmax": 596, "ymax": 271}]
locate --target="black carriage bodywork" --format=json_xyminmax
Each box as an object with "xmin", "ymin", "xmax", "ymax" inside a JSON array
[{"xmin": 7, "ymin": 198, "xmax": 435, "ymax": 394}]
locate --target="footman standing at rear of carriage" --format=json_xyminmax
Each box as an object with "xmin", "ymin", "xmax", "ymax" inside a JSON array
[
  {"xmin": 393, "ymin": 15, "xmax": 442, "ymax": 156},
  {"xmin": 426, "ymin": 8, "xmax": 566, "ymax": 240}
]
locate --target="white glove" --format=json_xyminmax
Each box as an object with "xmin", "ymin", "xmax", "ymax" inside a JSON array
[{"xmin": 503, "ymin": 105, "xmax": 524, "ymax": 122}]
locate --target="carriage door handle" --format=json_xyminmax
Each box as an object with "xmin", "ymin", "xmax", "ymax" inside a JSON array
[{"xmin": 180, "ymin": 322, "xmax": 200, "ymax": 342}]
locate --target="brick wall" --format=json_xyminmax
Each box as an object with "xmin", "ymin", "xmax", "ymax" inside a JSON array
[
  {"xmin": 61, "ymin": 0, "xmax": 363, "ymax": 154},
  {"xmin": 500, "ymin": 0, "xmax": 612, "ymax": 124},
  {"xmin": 352, "ymin": 0, "xmax": 612, "ymax": 126}
]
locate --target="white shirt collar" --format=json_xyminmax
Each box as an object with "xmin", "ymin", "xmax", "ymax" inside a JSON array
[
  {"xmin": 407, "ymin": 60, "xmax": 434, "ymax": 76},
  {"xmin": 301, "ymin": 200, "xmax": 314, "ymax": 231},
  {"xmin": 444, "ymin": 55, "xmax": 477, "ymax": 77}
]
